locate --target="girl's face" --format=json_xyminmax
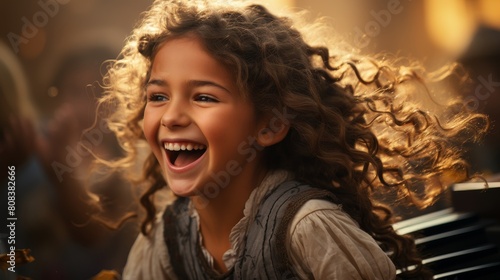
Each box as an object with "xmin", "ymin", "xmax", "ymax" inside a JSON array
[{"xmin": 143, "ymin": 35, "xmax": 264, "ymax": 197}]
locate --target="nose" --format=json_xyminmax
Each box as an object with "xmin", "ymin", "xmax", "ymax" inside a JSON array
[{"xmin": 160, "ymin": 102, "xmax": 191, "ymax": 129}]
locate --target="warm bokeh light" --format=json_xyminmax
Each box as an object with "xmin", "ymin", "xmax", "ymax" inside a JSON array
[
  {"xmin": 255, "ymin": 0, "xmax": 295, "ymax": 12},
  {"xmin": 424, "ymin": 0, "xmax": 477, "ymax": 58},
  {"xmin": 477, "ymin": 0, "xmax": 500, "ymax": 29}
]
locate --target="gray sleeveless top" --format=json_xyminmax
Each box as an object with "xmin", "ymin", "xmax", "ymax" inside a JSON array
[{"xmin": 163, "ymin": 181, "xmax": 338, "ymax": 279}]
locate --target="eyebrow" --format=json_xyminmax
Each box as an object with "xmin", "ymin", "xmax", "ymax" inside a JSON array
[{"xmin": 146, "ymin": 78, "xmax": 231, "ymax": 94}]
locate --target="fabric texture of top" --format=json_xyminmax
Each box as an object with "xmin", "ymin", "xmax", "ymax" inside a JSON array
[{"xmin": 122, "ymin": 170, "xmax": 396, "ymax": 279}]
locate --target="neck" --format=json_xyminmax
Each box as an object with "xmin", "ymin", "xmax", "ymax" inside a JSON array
[
  {"xmin": 191, "ymin": 163, "xmax": 268, "ymax": 272},
  {"xmin": 192, "ymin": 165, "xmax": 267, "ymax": 236}
]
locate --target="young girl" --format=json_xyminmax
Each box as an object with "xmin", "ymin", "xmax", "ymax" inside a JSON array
[{"xmin": 100, "ymin": 0, "xmax": 488, "ymax": 279}]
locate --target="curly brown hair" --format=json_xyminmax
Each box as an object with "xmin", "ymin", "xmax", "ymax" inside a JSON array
[{"xmin": 100, "ymin": 0, "xmax": 488, "ymax": 278}]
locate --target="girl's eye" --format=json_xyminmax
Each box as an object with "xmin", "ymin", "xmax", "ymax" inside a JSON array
[
  {"xmin": 195, "ymin": 94, "xmax": 218, "ymax": 103},
  {"xmin": 148, "ymin": 93, "xmax": 168, "ymax": 102}
]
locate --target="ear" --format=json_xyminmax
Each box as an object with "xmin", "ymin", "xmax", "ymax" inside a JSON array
[{"xmin": 256, "ymin": 115, "xmax": 290, "ymax": 147}]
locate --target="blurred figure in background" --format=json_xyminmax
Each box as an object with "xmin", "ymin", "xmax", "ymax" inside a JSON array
[
  {"xmin": 0, "ymin": 41, "xmax": 38, "ymax": 170},
  {"xmin": 34, "ymin": 46, "xmax": 138, "ymax": 280},
  {"xmin": 1, "ymin": 39, "xmax": 44, "ymax": 280},
  {"xmin": 1, "ymin": 43, "xmax": 138, "ymax": 279}
]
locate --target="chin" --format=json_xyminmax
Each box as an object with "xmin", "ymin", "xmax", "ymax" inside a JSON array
[{"xmin": 167, "ymin": 179, "xmax": 203, "ymax": 198}]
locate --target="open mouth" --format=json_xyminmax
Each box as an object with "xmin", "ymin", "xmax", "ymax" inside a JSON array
[{"xmin": 164, "ymin": 142, "xmax": 207, "ymax": 167}]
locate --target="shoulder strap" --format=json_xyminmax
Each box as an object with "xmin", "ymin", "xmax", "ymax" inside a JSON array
[
  {"xmin": 163, "ymin": 197, "xmax": 235, "ymax": 280},
  {"xmin": 163, "ymin": 197, "xmax": 192, "ymax": 279},
  {"xmin": 235, "ymin": 181, "xmax": 338, "ymax": 279}
]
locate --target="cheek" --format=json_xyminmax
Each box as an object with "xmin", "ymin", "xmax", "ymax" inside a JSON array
[{"xmin": 203, "ymin": 107, "xmax": 257, "ymax": 146}]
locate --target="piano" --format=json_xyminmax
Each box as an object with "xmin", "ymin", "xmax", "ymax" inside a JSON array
[{"xmin": 392, "ymin": 182, "xmax": 500, "ymax": 279}]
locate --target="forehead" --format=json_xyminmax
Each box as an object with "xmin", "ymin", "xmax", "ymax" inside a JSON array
[
  {"xmin": 148, "ymin": 35, "xmax": 243, "ymax": 93},
  {"xmin": 151, "ymin": 35, "xmax": 225, "ymax": 74}
]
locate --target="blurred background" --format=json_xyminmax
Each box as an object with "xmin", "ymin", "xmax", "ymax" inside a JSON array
[{"xmin": 1, "ymin": 0, "xmax": 499, "ymax": 279}]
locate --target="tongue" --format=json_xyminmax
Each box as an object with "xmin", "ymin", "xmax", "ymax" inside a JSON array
[{"xmin": 174, "ymin": 150, "xmax": 204, "ymax": 167}]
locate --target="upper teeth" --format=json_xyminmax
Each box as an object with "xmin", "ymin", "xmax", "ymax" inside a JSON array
[{"xmin": 164, "ymin": 142, "xmax": 206, "ymax": 151}]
